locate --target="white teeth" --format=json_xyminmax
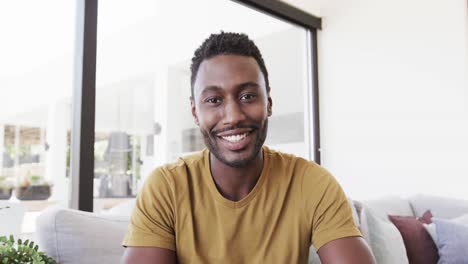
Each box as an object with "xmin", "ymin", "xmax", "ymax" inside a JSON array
[{"xmin": 222, "ymin": 133, "xmax": 248, "ymax": 142}]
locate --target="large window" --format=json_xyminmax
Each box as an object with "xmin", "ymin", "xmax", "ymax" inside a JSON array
[
  {"xmin": 92, "ymin": 0, "xmax": 317, "ymax": 211},
  {"xmin": 0, "ymin": 0, "xmax": 320, "ymax": 234},
  {"xmin": 0, "ymin": 0, "xmax": 77, "ymax": 236}
]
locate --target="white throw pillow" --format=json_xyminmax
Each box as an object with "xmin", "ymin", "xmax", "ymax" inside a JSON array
[
  {"xmin": 360, "ymin": 207, "xmax": 409, "ymax": 264},
  {"xmin": 423, "ymin": 223, "xmax": 437, "ymax": 243},
  {"xmin": 362, "ymin": 196, "xmax": 414, "ymax": 222},
  {"xmin": 424, "ymin": 212, "xmax": 468, "ymax": 245},
  {"xmin": 451, "ymin": 213, "xmax": 468, "ymax": 226},
  {"xmin": 432, "ymin": 218, "xmax": 468, "ymax": 263}
]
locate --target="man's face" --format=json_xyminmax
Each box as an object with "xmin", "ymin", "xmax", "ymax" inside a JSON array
[{"xmin": 191, "ymin": 54, "xmax": 272, "ymax": 168}]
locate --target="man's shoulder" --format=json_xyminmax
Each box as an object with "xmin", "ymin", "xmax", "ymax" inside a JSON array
[
  {"xmin": 165, "ymin": 149, "xmax": 207, "ymax": 170},
  {"xmin": 263, "ymin": 146, "xmax": 326, "ymax": 176},
  {"xmin": 263, "ymin": 146, "xmax": 303, "ymax": 163},
  {"xmin": 147, "ymin": 149, "xmax": 207, "ymax": 184}
]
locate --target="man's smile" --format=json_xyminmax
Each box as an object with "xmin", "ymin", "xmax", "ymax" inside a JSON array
[
  {"xmin": 220, "ymin": 132, "xmax": 249, "ymax": 143},
  {"xmin": 214, "ymin": 128, "xmax": 255, "ymax": 151}
]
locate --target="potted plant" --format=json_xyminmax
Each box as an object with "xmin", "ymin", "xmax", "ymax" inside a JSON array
[
  {"xmin": 15, "ymin": 174, "xmax": 52, "ymax": 201},
  {"xmin": 0, "ymin": 235, "xmax": 56, "ymax": 263},
  {"xmin": 0, "ymin": 176, "xmax": 13, "ymax": 200}
]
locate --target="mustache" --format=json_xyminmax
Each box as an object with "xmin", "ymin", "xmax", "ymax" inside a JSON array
[{"xmin": 211, "ymin": 124, "xmax": 259, "ymax": 135}]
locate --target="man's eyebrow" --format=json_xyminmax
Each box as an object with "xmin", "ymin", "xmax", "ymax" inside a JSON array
[
  {"xmin": 237, "ymin": 82, "xmax": 260, "ymax": 90},
  {"xmin": 199, "ymin": 82, "xmax": 260, "ymax": 96},
  {"xmin": 200, "ymin": 85, "xmax": 222, "ymax": 95}
]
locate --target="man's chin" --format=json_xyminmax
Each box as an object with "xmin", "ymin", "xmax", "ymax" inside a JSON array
[
  {"xmin": 203, "ymin": 128, "xmax": 266, "ymax": 168},
  {"xmin": 213, "ymin": 148, "xmax": 259, "ymax": 168},
  {"xmin": 218, "ymin": 156, "xmax": 253, "ymax": 168}
]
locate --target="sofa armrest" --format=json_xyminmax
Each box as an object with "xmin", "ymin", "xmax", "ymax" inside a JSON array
[
  {"xmin": 0, "ymin": 201, "xmax": 26, "ymax": 237},
  {"xmin": 36, "ymin": 207, "xmax": 129, "ymax": 264}
]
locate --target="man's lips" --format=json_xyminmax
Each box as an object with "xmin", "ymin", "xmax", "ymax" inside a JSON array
[
  {"xmin": 215, "ymin": 128, "xmax": 254, "ymax": 137},
  {"xmin": 213, "ymin": 128, "xmax": 256, "ymax": 151},
  {"xmin": 219, "ymin": 131, "xmax": 250, "ymax": 143}
]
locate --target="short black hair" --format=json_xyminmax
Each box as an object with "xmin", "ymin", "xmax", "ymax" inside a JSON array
[{"xmin": 190, "ymin": 31, "xmax": 270, "ymax": 97}]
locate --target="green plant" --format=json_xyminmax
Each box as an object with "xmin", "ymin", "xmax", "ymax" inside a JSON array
[{"xmin": 0, "ymin": 235, "xmax": 56, "ymax": 264}]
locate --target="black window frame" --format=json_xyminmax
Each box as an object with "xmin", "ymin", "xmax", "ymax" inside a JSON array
[{"xmin": 71, "ymin": 0, "xmax": 322, "ymax": 211}]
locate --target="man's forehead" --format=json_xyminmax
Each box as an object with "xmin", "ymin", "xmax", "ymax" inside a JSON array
[
  {"xmin": 199, "ymin": 54, "xmax": 260, "ymax": 72},
  {"xmin": 193, "ymin": 55, "xmax": 265, "ymax": 95}
]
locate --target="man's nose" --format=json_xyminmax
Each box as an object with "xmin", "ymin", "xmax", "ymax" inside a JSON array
[{"xmin": 223, "ymin": 100, "xmax": 246, "ymax": 125}]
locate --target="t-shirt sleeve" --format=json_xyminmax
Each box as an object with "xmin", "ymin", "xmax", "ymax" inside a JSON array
[
  {"xmin": 122, "ymin": 168, "xmax": 176, "ymax": 251},
  {"xmin": 302, "ymin": 167, "xmax": 361, "ymax": 251}
]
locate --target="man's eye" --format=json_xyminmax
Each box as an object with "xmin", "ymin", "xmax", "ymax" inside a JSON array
[
  {"xmin": 240, "ymin": 94, "xmax": 256, "ymax": 101},
  {"xmin": 206, "ymin": 97, "xmax": 222, "ymax": 104}
]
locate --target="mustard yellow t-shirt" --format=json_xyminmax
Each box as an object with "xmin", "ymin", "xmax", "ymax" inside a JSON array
[{"xmin": 123, "ymin": 146, "xmax": 361, "ymax": 263}]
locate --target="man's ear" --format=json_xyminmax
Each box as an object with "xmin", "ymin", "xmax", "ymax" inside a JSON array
[
  {"xmin": 267, "ymin": 95, "xmax": 273, "ymax": 117},
  {"xmin": 190, "ymin": 97, "xmax": 200, "ymax": 126}
]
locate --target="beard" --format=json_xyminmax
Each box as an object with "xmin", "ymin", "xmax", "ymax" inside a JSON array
[{"xmin": 200, "ymin": 119, "xmax": 268, "ymax": 168}]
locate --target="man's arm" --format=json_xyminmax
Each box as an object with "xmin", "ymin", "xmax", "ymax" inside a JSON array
[
  {"xmin": 317, "ymin": 237, "xmax": 376, "ymax": 264},
  {"xmin": 121, "ymin": 246, "xmax": 177, "ymax": 264}
]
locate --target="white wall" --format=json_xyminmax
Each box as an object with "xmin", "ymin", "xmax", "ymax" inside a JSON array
[{"xmin": 284, "ymin": 0, "xmax": 468, "ymax": 200}]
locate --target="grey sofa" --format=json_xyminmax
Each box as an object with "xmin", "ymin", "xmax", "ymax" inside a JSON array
[{"xmin": 35, "ymin": 194, "xmax": 468, "ymax": 264}]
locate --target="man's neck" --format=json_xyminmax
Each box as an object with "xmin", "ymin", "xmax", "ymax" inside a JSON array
[{"xmin": 209, "ymin": 151, "xmax": 264, "ymax": 202}]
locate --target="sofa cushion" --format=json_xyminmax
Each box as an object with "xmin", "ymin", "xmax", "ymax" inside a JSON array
[
  {"xmin": 423, "ymin": 223, "xmax": 438, "ymax": 244},
  {"xmin": 360, "ymin": 207, "xmax": 408, "ymax": 264},
  {"xmin": 450, "ymin": 213, "xmax": 468, "ymax": 226},
  {"xmin": 362, "ymin": 196, "xmax": 414, "ymax": 222},
  {"xmin": 409, "ymin": 194, "xmax": 468, "ymax": 219},
  {"xmin": 432, "ymin": 218, "xmax": 468, "ymax": 264},
  {"xmin": 388, "ymin": 214, "xmax": 438, "ymax": 264},
  {"xmin": 347, "ymin": 197, "xmax": 360, "ymax": 228},
  {"xmin": 36, "ymin": 207, "xmax": 129, "ymax": 264},
  {"xmin": 100, "ymin": 198, "xmax": 136, "ymax": 217},
  {"xmin": 425, "ymin": 213, "xmax": 468, "ymax": 257}
]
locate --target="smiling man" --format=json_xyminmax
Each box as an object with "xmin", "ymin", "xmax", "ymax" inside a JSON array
[{"xmin": 121, "ymin": 32, "xmax": 375, "ymax": 264}]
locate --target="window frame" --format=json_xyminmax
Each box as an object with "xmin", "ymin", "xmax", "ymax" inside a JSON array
[{"xmin": 71, "ymin": 0, "xmax": 322, "ymax": 211}]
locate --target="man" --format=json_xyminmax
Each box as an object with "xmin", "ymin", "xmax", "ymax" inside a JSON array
[{"xmin": 122, "ymin": 32, "xmax": 375, "ymax": 263}]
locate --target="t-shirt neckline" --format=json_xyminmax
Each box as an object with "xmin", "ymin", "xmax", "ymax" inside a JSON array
[{"xmin": 203, "ymin": 146, "xmax": 270, "ymax": 209}]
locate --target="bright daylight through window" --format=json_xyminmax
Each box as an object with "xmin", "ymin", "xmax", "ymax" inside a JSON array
[
  {"xmin": 0, "ymin": 0, "xmax": 76, "ymax": 237},
  {"xmin": 93, "ymin": 0, "xmax": 313, "ymax": 212},
  {"xmin": 0, "ymin": 0, "xmax": 315, "ymax": 238}
]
